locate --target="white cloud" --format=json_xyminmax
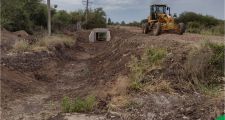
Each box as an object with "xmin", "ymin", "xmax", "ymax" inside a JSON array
[{"xmin": 92, "ymin": 0, "xmax": 148, "ymax": 10}]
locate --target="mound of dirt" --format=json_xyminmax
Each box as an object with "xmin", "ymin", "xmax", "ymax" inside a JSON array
[
  {"xmin": 0, "ymin": 29, "xmax": 20, "ymax": 53},
  {"xmin": 13, "ymin": 30, "xmax": 29, "ymax": 38}
]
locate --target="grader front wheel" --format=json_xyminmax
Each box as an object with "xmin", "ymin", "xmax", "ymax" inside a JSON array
[
  {"xmin": 153, "ymin": 22, "xmax": 161, "ymax": 36},
  {"xmin": 143, "ymin": 23, "xmax": 149, "ymax": 34}
]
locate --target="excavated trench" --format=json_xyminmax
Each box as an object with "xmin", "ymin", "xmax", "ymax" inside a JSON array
[{"xmin": 1, "ymin": 27, "xmax": 224, "ymax": 120}]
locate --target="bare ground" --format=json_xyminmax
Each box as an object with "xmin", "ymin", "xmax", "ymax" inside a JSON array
[{"xmin": 1, "ymin": 27, "xmax": 224, "ymax": 120}]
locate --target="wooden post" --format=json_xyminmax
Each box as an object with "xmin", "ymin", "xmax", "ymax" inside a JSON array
[{"xmin": 47, "ymin": 0, "xmax": 51, "ymax": 36}]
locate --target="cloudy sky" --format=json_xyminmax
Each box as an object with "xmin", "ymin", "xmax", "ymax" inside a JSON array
[{"xmin": 44, "ymin": 0, "xmax": 225, "ymax": 22}]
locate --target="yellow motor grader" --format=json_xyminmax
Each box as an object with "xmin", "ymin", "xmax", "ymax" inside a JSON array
[{"xmin": 142, "ymin": 4, "xmax": 185, "ymax": 36}]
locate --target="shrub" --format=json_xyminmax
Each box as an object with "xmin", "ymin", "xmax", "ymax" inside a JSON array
[{"xmin": 61, "ymin": 96, "xmax": 96, "ymax": 113}]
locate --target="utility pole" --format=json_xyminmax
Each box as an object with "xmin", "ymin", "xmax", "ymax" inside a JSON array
[
  {"xmin": 47, "ymin": 0, "xmax": 51, "ymax": 36},
  {"xmin": 85, "ymin": 0, "xmax": 88, "ymax": 24},
  {"xmin": 82, "ymin": 0, "xmax": 92, "ymax": 28}
]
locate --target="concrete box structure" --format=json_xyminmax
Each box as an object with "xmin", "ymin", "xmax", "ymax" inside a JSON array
[{"xmin": 89, "ymin": 28, "xmax": 111, "ymax": 42}]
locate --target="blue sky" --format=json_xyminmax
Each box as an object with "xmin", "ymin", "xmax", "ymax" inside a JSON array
[{"xmin": 44, "ymin": 0, "xmax": 225, "ymax": 22}]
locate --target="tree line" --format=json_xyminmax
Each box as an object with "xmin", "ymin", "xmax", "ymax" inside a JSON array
[
  {"xmin": 1, "ymin": 0, "xmax": 107, "ymax": 34},
  {"xmin": 177, "ymin": 12, "xmax": 224, "ymax": 35}
]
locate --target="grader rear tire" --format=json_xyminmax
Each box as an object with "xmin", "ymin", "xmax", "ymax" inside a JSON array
[
  {"xmin": 178, "ymin": 23, "xmax": 185, "ymax": 35},
  {"xmin": 153, "ymin": 22, "xmax": 161, "ymax": 36}
]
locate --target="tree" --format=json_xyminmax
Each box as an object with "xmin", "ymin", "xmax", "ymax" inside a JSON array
[
  {"xmin": 85, "ymin": 8, "xmax": 107, "ymax": 29},
  {"xmin": 71, "ymin": 10, "xmax": 85, "ymax": 24},
  {"xmin": 1, "ymin": 0, "xmax": 108, "ymax": 32},
  {"xmin": 108, "ymin": 18, "xmax": 112, "ymax": 25},
  {"xmin": 177, "ymin": 12, "xmax": 219, "ymax": 27},
  {"xmin": 30, "ymin": 3, "xmax": 48, "ymax": 27},
  {"xmin": 121, "ymin": 21, "xmax": 126, "ymax": 26},
  {"xmin": 1, "ymin": 0, "xmax": 47, "ymax": 33},
  {"xmin": 52, "ymin": 10, "xmax": 72, "ymax": 30}
]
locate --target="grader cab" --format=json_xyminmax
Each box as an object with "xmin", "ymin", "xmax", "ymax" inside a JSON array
[{"xmin": 142, "ymin": 4, "xmax": 185, "ymax": 36}]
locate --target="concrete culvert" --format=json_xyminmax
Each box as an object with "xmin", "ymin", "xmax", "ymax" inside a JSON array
[{"xmin": 89, "ymin": 28, "xmax": 111, "ymax": 42}]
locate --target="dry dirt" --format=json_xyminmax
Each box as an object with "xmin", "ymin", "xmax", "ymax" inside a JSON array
[{"xmin": 1, "ymin": 27, "xmax": 224, "ymax": 120}]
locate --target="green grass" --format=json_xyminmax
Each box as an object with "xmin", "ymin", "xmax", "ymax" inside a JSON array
[
  {"xmin": 128, "ymin": 48, "xmax": 167, "ymax": 91},
  {"xmin": 61, "ymin": 96, "xmax": 96, "ymax": 113}
]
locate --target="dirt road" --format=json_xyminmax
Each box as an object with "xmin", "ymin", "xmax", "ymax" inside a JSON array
[{"xmin": 1, "ymin": 27, "xmax": 224, "ymax": 120}]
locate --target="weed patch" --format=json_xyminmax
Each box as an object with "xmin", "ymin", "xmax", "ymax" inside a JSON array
[
  {"xmin": 61, "ymin": 95, "xmax": 96, "ymax": 113},
  {"xmin": 128, "ymin": 48, "xmax": 167, "ymax": 91},
  {"xmin": 183, "ymin": 42, "xmax": 224, "ymax": 96},
  {"xmin": 12, "ymin": 34, "xmax": 75, "ymax": 53},
  {"xmin": 61, "ymin": 96, "xmax": 71, "ymax": 113}
]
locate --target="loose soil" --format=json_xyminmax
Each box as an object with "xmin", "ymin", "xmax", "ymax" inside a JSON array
[{"xmin": 1, "ymin": 27, "xmax": 224, "ymax": 120}]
